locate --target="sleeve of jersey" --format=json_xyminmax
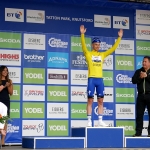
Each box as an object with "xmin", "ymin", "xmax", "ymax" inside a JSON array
[
  {"xmin": 103, "ymin": 37, "xmax": 121, "ymax": 58},
  {"xmin": 81, "ymin": 34, "xmax": 88, "ymax": 55}
]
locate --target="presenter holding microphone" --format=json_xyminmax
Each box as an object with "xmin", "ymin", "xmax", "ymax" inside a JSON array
[
  {"xmin": 132, "ymin": 56, "xmax": 150, "ymax": 137},
  {"xmin": 80, "ymin": 25, "xmax": 123, "ymax": 127}
]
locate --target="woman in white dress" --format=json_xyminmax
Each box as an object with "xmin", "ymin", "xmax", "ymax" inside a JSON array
[{"xmin": 0, "ymin": 102, "xmax": 7, "ymax": 136}]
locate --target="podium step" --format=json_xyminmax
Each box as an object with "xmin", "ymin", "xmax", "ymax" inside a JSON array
[
  {"xmin": 71, "ymin": 127, "xmax": 124, "ymax": 148},
  {"xmin": 125, "ymin": 137, "xmax": 150, "ymax": 148},
  {"xmin": 22, "ymin": 137, "xmax": 85, "ymax": 149}
]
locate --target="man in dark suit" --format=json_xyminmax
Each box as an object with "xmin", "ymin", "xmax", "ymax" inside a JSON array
[{"xmin": 132, "ymin": 56, "xmax": 150, "ymax": 137}]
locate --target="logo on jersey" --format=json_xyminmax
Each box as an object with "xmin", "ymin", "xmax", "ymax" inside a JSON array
[{"xmin": 92, "ymin": 55, "xmax": 102, "ymax": 67}]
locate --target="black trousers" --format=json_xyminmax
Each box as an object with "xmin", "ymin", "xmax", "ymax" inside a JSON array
[{"xmin": 136, "ymin": 93, "xmax": 150, "ymax": 135}]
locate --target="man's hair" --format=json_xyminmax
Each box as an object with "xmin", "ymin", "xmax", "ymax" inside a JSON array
[{"xmin": 143, "ymin": 56, "xmax": 150, "ymax": 62}]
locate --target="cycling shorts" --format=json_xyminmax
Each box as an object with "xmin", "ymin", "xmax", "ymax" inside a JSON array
[{"xmin": 87, "ymin": 77, "xmax": 105, "ymax": 98}]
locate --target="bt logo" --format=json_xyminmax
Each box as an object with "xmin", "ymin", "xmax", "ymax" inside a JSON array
[
  {"xmin": 7, "ymin": 11, "xmax": 22, "ymax": 19},
  {"xmin": 115, "ymin": 19, "xmax": 128, "ymax": 26}
]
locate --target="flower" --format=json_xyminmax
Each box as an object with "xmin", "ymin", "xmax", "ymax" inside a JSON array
[{"xmin": 0, "ymin": 114, "xmax": 11, "ymax": 124}]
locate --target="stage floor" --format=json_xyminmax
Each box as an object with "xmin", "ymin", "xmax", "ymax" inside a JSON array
[{"xmin": 2, "ymin": 146, "xmax": 150, "ymax": 150}]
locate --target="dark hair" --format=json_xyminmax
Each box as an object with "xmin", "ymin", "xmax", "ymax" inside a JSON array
[
  {"xmin": 0, "ymin": 65, "xmax": 10, "ymax": 84},
  {"xmin": 143, "ymin": 56, "xmax": 150, "ymax": 62}
]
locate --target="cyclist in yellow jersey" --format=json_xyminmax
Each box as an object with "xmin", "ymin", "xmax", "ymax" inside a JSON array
[{"xmin": 80, "ymin": 25, "xmax": 123, "ymax": 127}]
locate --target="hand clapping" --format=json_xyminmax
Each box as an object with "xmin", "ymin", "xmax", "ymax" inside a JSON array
[{"xmin": 140, "ymin": 71, "xmax": 147, "ymax": 78}]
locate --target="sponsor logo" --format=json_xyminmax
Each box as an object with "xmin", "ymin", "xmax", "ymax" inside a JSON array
[
  {"xmin": 0, "ymin": 50, "xmax": 21, "ymax": 66},
  {"xmin": 113, "ymin": 16, "xmax": 129, "ymax": 29},
  {"xmin": 71, "ymin": 103, "xmax": 87, "ymax": 119},
  {"xmin": 23, "ymin": 85, "xmax": 45, "ymax": 101},
  {"xmin": 116, "ymin": 120, "xmax": 135, "ymax": 136},
  {"xmin": 94, "ymin": 15, "xmax": 111, "ymax": 28},
  {"xmin": 100, "ymin": 41, "xmax": 112, "ymax": 51},
  {"xmin": 94, "ymin": 106, "xmax": 113, "ymax": 116},
  {"xmin": 10, "ymin": 102, "xmax": 20, "ymax": 118},
  {"xmin": 47, "ymin": 52, "xmax": 68, "ymax": 68},
  {"xmin": 47, "ymin": 69, "xmax": 69, "ymax": 85},
  {"xmin": 136, "ymin": 10, "xmax": 150, "ymax": 25},
  {"xmin": 23, "ymin": 68, "xmax": 45, "ymax": 84},
  {"xmin": 116, "ymin": 88, "xmax": 135, "ymax": 103},
  {"xmin": 116, "ymin": 104, "xmax": 135, "ymax": 119},
  {"xmin": 71, "ymin": 70, "xmax": 88, "ymax": 85},
  {"xmin": 48, "ymin": 74, "xmax": 68, "ymax": 80},
  {"xmin": 48, "ymin": 38, "xmax": 68, "ymax": 48},
  {"xmin": 136, "ymin": 56, "xmax": 143, "ymax": 69},
  {"xmin": 71, "ymin": 86, "xmax": 87, "ymax": 102},
  {"xmin": 47, "ymin": 103, "xmax": 68, "ymax": 118},
  {"xmin": 0, "ymin": 32, "xmax": 21, "ymax": 49},
  {"xmin": 23, "ymin": 102, "xmax": 45, "ymax": 118},
  {"xmin": 8, "ymin": 67, "xmax": 21, "ymax": 83},
  {"xmin": 47, "ymin": 86, "xmax": 68, "ymax": 102},
  {"xmin": 94, "ymin": 87, "xmax": 114, "ymax": 102},
  {"xmin": 136, "ymin": 25, "xmax": 150, "ymax": 40},
  {"xmin": 23, "ymin": 50, "xmax": 45, "ymax": 67},
  {"xmin": 22, "ymin": 120, "xmax": 44, "ymax": 136},
  {"xmin": 47, "ymin": 120, "xmax": 68, "ymax": 136},
  {"xmin": 71, "ymin": 53, "xmax": 87, "ymax": 69},
  {"xmin": 5, "ymin": 8, "xmax": 24, "ymax": 22},
  {"xmin": 115, "ymin": 56, "xmax": 134, "ymax": 70},
  {"xmin": 71, "ymin": 36, "xmax": 91, "ymax": 52},
  {"xmin": 136, "ymin": 41, "xmax": 150, "ymax": 55},
  {"xmin": 23, "ymin": 33, "xmax": 45, "ymax": 50},
  {"xmin": 26, "ymin": 9, "xmax": 45, "ymax": 24},
  {"xmin": 93, "ymin": 102, "xmax": 114, "ymax": 120},
  {"xmin": 7, "ymin": 123, "xmax": 19, "ymax": 133},
  {"xmin": 10, "ymin": 85, "xmax": 20, "ymax": 101},
  {"xmin": 103, "ymin": 71, "xmax": 113, "ymax": 86},
  {"xmin": 116, "ymin": 74, "xmax": 132, "ymax": 84},
  {"xmin": 103, "ymin": 55, "xmax": 113, "ymax": 70},
  {"xmin": 115, "ymin": 71, "xmax": 135, "ymax": 87},
  {"xmin": 115, "ymin": 40, "xmax": 134, "ymax": 55}
]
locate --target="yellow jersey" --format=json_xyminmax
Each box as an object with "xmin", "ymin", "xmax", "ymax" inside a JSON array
[{"xmin": 81, "ymin": 34, "xmax": 121, "ymax": 78}]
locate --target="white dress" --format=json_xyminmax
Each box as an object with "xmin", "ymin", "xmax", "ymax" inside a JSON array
[{"xmin": 0, "ymin": 102, "xmax": 7, "ymax": 129}]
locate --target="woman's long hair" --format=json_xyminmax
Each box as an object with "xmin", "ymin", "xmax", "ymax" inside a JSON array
[{"xmin": 0, "ymin": 66, "xmax": 10, "ymax": 84}]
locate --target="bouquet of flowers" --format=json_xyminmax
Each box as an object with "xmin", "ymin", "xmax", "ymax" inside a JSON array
[{"xmin": 0, "ymin": 114, "xmax": 10, "ymax": 124}]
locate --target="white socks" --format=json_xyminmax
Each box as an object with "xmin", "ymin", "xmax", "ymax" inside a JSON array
[{"xmin": 98, "ymin": 115, "xmax": 103, "ymax": 122}]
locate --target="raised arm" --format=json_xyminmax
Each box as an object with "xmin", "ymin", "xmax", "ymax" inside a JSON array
[
  {"xmin": 80, "ymin": 25, "xmax": 89, "ymax": 55},
  {"xmin": 103, "ymin": 29, "xmax": 123, "ymax": 58}
]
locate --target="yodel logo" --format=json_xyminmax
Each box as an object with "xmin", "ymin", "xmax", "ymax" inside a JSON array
[
  {"xmin": 25, "ymin": 108, "xmax": 43, "ymax": 113},
  {"xmin": 49, "ymin": 125, "xmax": 67, "ymax": 131},
  {"xmin": 25, "ymin": 73, "xmax": 43, "ymax": 79},
  {"xmin": 116, "ymin": 74, "xmax": 132, "ymax": 84},
  {"xmin": 48, "ymin": 38, "xmax": 68, "ymax": 48},
  {"xmin": 117, "ymin": 60, "xmax": 133, "ymax": 66},
  {"xmin": 117, "ymin": 125, "xmax": 134, "ymax": 131},
  {"xmin": 13, "ymin": 90, "xmax": 19, "ymax": 95}
]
